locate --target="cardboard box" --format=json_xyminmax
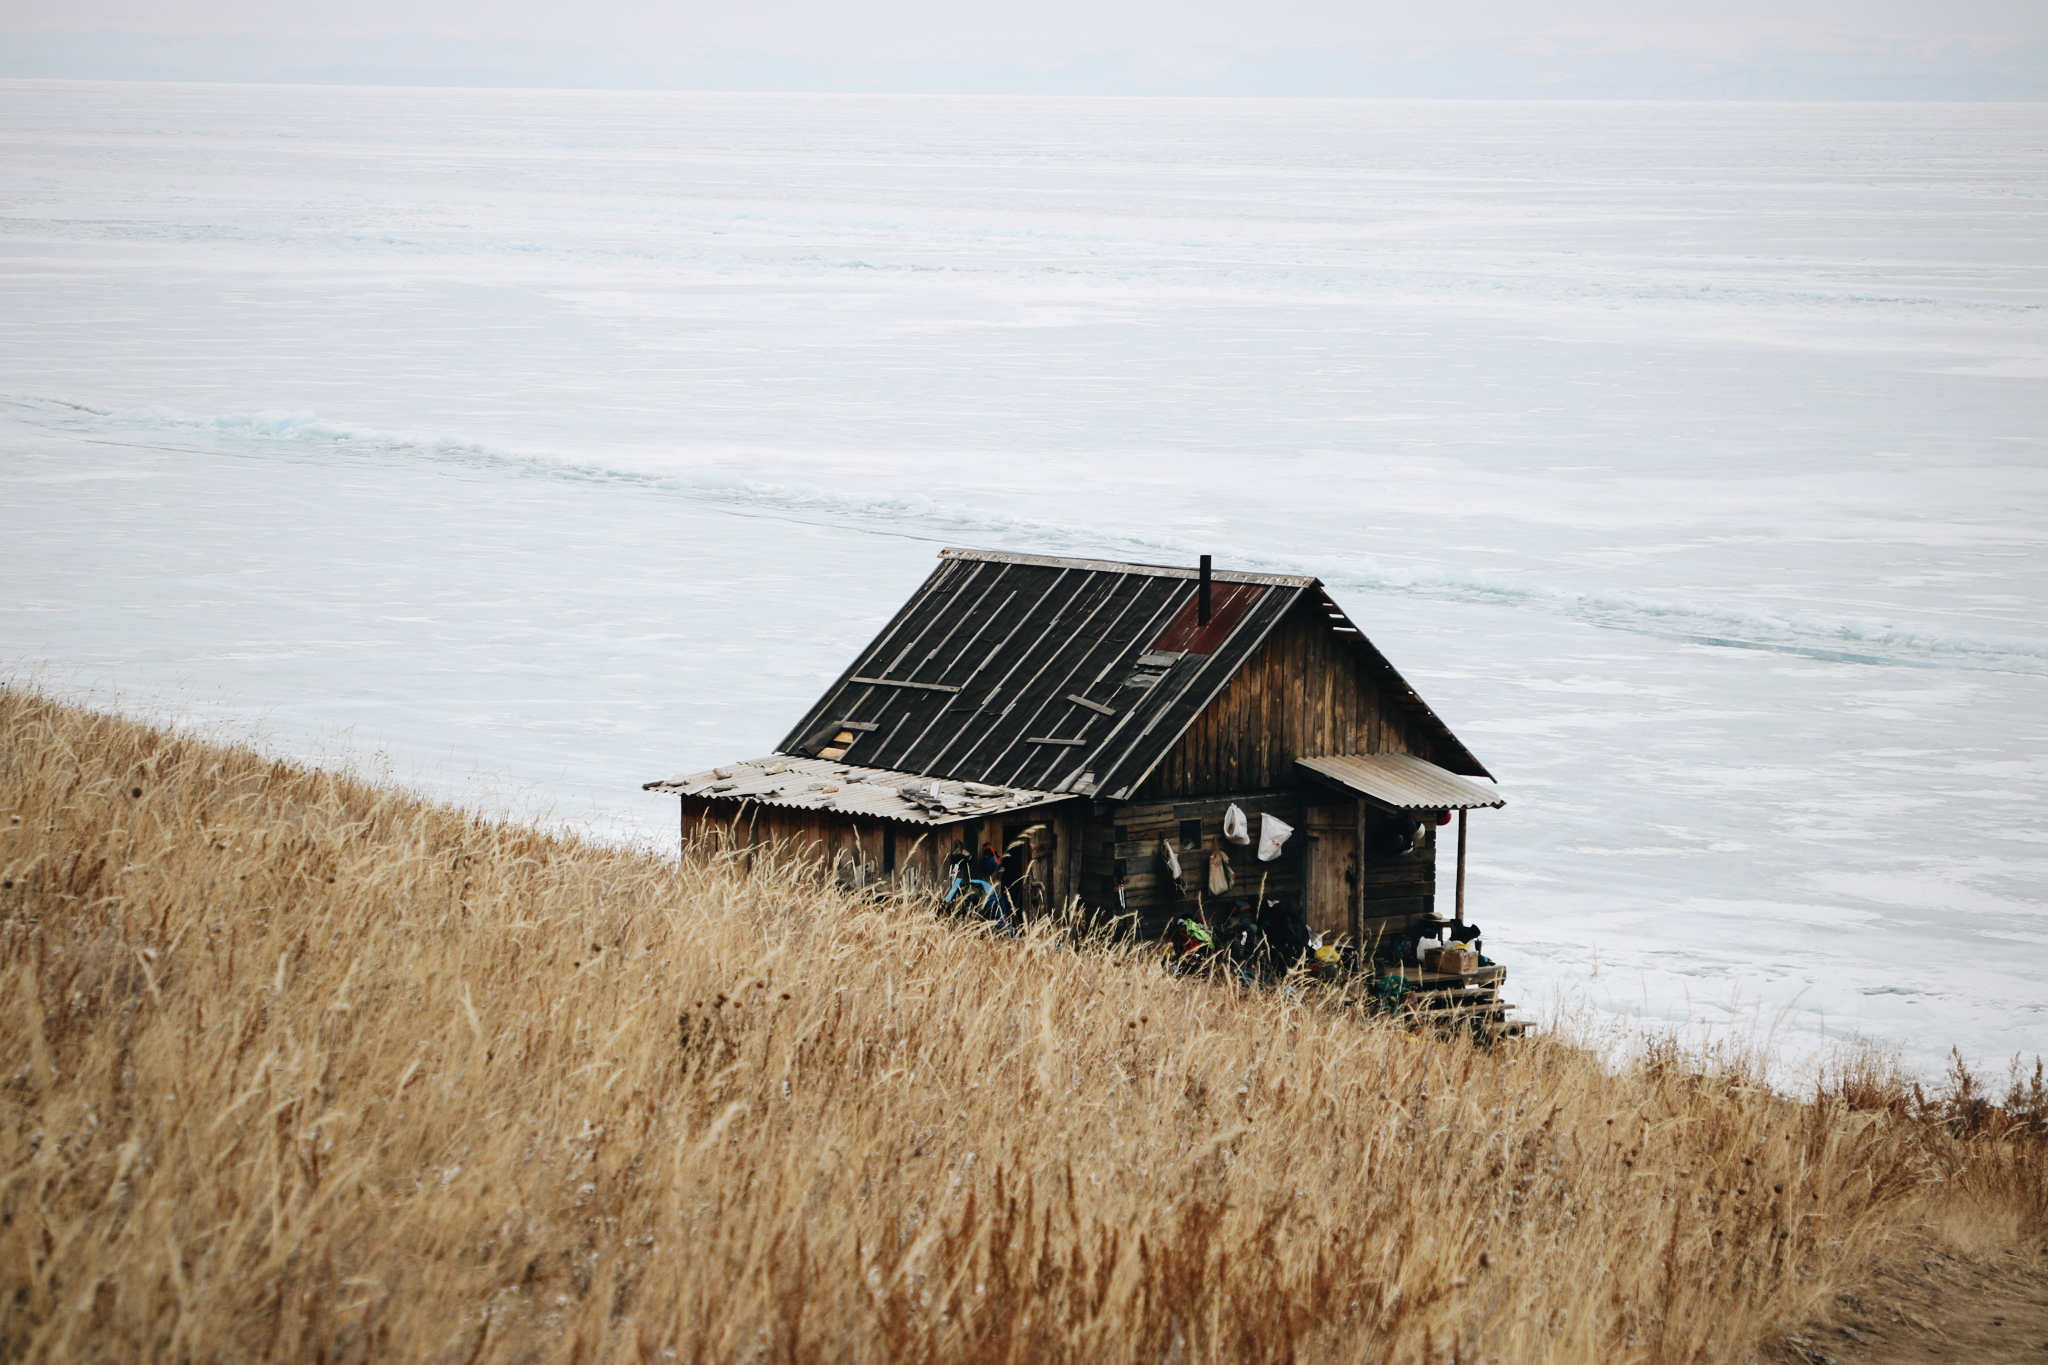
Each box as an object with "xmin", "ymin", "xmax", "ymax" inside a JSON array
[{"xmin": 1425, "ymin": 946, "xmax": 1477, "ymax": 974}]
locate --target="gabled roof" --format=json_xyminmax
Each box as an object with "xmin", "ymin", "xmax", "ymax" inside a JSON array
[{"xmin": 772, "ymin": 549, "xmax": 1487, "ymax": 802}]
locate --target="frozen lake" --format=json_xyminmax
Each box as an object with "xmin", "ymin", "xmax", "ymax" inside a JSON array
[{"xmin": 2, "ymin": 80, "xmax": 2044, "ymax": 1080}]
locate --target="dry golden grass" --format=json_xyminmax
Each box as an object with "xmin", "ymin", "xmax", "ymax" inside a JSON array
[{"xmin": 2, "ymin": 683, "xmax": 2043, "ymax": 1364}]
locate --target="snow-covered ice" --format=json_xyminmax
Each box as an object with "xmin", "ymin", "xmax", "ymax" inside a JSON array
[{"xmin": 2, "ymin": 81, "xmax": 2044, "ymax": 1079}]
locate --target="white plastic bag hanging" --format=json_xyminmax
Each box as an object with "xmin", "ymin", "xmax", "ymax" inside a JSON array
[
  {"xmin": 1159, "ymin": 838, "xmax": 1182, "ymax": 886},
  {"xmin": 1222, "ymin": 803, "xmax": 1250, "ymax": 845},
  {"xmin": 1256, "ymin": 812, "xmax": 1294, "ymax": 863},
  {"xmin": 1207, "ymin": 846, "xmax": 1233, "ymax": 896}
]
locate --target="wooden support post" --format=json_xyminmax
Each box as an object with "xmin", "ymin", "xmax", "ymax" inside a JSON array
[
  {"xmin": 1353, "ymin": 798, "xmax": 1365, "ymax": 943},
  {"xmin": 1455, "ymin": 808, "xmax": 1468, "ymax": 925}
]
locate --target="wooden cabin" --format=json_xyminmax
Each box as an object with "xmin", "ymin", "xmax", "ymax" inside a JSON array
[{"xmin": 645, "ymin": 549, "xmax": 1505, "ymax": 952}]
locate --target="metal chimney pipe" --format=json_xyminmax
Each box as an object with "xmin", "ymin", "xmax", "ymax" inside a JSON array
[{"xmin": 1198, "ymin": 554, "xmax": 1212, "ymax": 625}]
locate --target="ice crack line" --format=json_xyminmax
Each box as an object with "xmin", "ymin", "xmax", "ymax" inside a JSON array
[{"xmin": 7, "ymin": 392, "xmax": 2044, "ymax": 677}]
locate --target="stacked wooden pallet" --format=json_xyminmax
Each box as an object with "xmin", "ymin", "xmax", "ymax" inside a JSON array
[{"xmin": 1389, "ymin": 963, "xmax": 1525, "ymax": 1038}]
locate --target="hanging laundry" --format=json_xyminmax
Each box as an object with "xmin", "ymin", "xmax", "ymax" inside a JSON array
[
  {"xmin": 1256, "ymin": 812, "xmax": 1294, "ymax": 863},
  {"xmin": 1207, "ymin": 846, "xmax": 1233, "ymax": 895},
  {"xmin": 1160, "ymin": 837, "xmax": 1183, "ymax": 889}
]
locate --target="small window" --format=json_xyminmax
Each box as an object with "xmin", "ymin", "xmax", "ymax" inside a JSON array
[
  {"xmin": 1179, "ymin": 819, "xmax": 1202, "ymax": 851},
  {"xmin": 882, "ymin": 823, "xmax": 897, "ymax": 873}
]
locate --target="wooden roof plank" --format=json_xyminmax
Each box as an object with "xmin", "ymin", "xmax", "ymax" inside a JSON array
[
  {"xmin": 906, "ymin": 566, "xmax": 1085, "ymax": 778},
  {"xmin": 966, "ymin": 571, "xmax": 1188, "ymax": 788},
  {"xmin": 999, "ymin": 575, "xmax": 1209, "ymax": 792}
]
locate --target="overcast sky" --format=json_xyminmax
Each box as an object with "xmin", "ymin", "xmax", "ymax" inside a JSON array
[
  {"xmin": 3, "ymin": 0, "xmax": 2045, "ymax": 94},
  {"xmin": 8, "ymin": 0, "xmax": 2044, "ymax": 52}
]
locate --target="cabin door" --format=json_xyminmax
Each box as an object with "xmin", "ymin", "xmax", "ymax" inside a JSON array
[{"xmin": 1303, "ymin": 804, "xmax": 1357, "ymax": 941}]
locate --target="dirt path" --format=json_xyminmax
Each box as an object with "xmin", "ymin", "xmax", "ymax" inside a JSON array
[{"xmin": 1766, "ymin": 1247, "xmax": 2048, "ymax": 1365}]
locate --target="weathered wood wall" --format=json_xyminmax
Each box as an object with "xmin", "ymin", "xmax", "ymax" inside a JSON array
[
  {"xmin": 1072, "ymin": 596, "xmax": 1449, "ymax": 939},
  {"xmin": 1355, "ymin": 811, "xmax": 1439, "ymax": 938},
  {"xmin": 677, "ymin": 798, "xmax": 1083, "ymax": 910},
  {"xmin": 1133, "ymin": 598, "xmax": 1448, "ymax": 800},
  {"xmin": 1079, "ymin": 790, "xmax": 1308, "ymax": 938},
  {"xmin": 1079, "ymin": 798, "xmax": 1437, "ymax": 940}
]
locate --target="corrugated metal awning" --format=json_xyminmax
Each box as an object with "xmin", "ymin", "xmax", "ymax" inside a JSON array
[
  {"xmin": 643, "ymin": 755, "xmax": 1073, "ymax": 826},
  {"xmin": 1297, "ymin": 753, "xmax": 1506, "ymax": 812}
]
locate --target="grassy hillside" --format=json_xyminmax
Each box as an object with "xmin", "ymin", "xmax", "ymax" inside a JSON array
[{"xmin": 2, "ymin": 685, "xmax": 2042, "ymax": 1363}]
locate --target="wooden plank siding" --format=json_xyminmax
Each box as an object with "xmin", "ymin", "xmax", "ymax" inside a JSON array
[
  {"xmin": 676, "ymin": 797, "xmax": 1083, "ymax": 910},
  {"xmin": 1077, "ymin": 800, "xmax": 1438, "ymax": 938},
  {"xmin": 1076, "ymin": 595, "xmax": 1451, "ymax": 938},
  {"xmin": 1077, "ymin": 792, "xmax": 1310, "ymax": 938},
  {"xmin": 1132, "ymin": 597, "xmax": 1449, "ymax": 800}
]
